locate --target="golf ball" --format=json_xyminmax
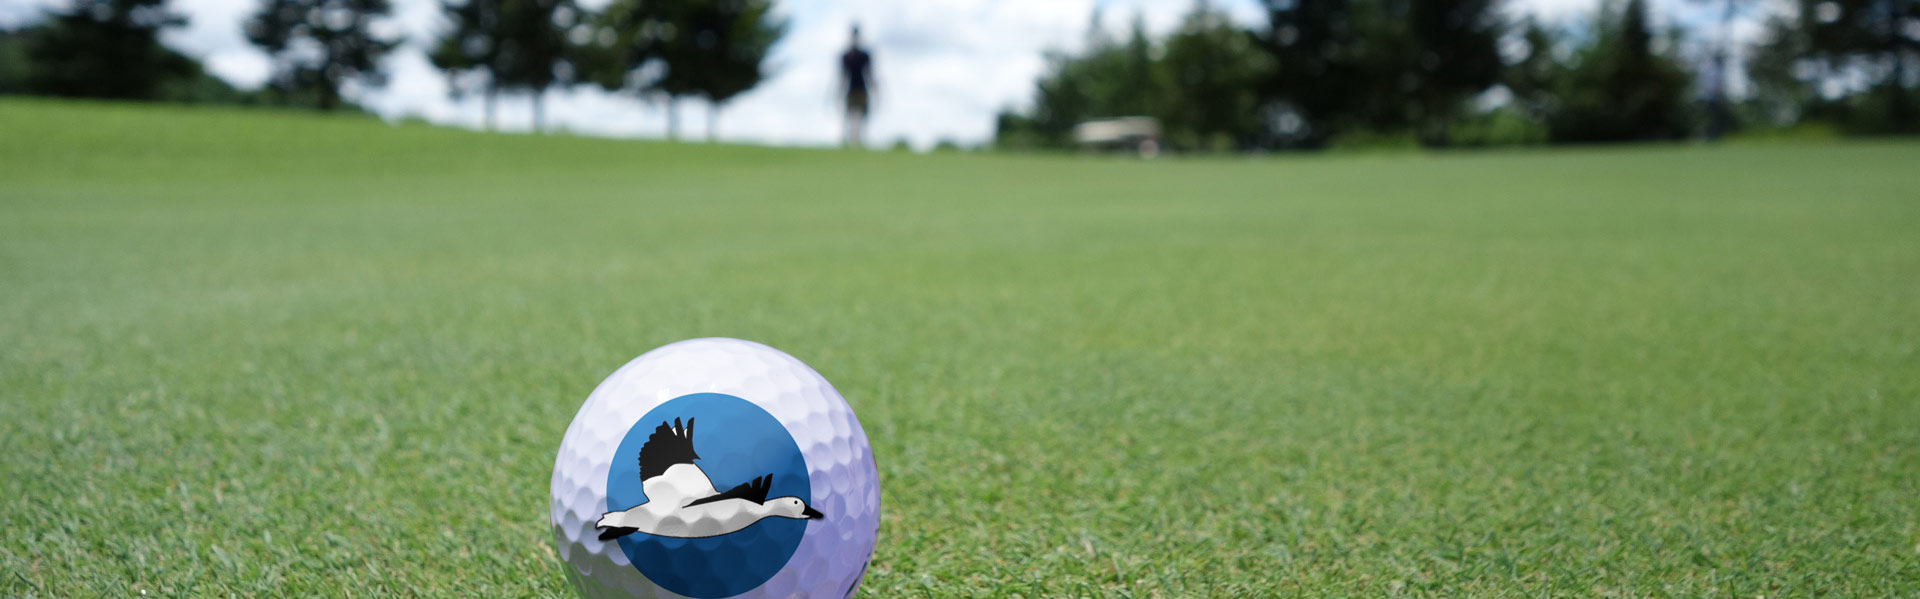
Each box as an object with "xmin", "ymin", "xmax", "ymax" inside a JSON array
[{"xmin": 550, "ymin": 338, "xmax": 880, "ymax": 598}]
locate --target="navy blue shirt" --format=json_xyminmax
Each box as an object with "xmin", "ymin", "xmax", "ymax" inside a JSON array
[{"xmin": 841, "ymin": 47, "xmax": 871, "ymax": 92}]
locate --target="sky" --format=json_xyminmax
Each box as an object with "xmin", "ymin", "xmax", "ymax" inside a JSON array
[{"xmin": 0, "ymin": 0, "xmax": 1773, "ymax": 148}]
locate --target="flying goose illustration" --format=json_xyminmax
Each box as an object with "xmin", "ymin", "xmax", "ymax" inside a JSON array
[{"xmin": 597, "ymin": 417, "xmax": 823, "ymax": 541}]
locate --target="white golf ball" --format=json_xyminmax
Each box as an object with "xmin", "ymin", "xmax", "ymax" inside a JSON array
[{"xmin": 550, "ymin": 338, "xmax": 880, "ymax": 598}]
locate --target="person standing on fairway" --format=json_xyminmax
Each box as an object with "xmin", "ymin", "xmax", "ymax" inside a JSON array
[{"xmin": 839, "ymin": 25, "xmax": 875, "ymax": 148}]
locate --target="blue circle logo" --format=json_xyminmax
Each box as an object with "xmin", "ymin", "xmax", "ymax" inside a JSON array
[{"xmin": 601, "ymin": 393, "xmax": 813, "ymax": 598}]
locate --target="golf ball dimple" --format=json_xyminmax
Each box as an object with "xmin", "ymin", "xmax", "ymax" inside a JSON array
[{"xmin": 550, "ymin": 338, "xmax": 880, "ymax": 598}]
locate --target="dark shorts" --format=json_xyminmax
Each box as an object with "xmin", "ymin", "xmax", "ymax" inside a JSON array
[{"xmin": 846, "ymin": 88, "xmax": 869, "ymax": 116}]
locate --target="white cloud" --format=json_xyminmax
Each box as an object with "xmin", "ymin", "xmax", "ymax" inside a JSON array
[
  {"xmin": 1515, "ymin": 0, "xmax": 1599, "ymax": 22},
  {"xmin": 163, "ymin": 0, "xmax": 271, "ymax": 85},
  {"xmin": 0, "ymin": 0, "xmax": 62, "ymax": 28}
]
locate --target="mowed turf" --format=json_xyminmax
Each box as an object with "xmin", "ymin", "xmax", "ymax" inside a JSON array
[{"xmin": 2, "ymin": 98, "xmax": 1917, "ymax": 597}]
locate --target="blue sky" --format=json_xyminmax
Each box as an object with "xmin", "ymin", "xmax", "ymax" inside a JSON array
[{"xmin": 1, "ymin": 0, "xmax": 1770, "ymax": 148}]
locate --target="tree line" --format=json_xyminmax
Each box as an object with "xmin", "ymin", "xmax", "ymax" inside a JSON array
[
  {"xmin": 996, "ymin": 0, "xmax": 1918, "ymax": 151},
  {"xmin": 0, "ymin": 0, "xmax": 783, "ymax": 138}
]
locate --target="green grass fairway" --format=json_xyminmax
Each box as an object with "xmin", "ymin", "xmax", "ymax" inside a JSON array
[{"xmin": 3, "ymin": 98, "xmax": 1917, "ymax": 597}]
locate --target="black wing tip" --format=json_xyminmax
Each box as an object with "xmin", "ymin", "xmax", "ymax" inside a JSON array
[
  {"xmin": 654, "ymin": 417, "xmax": 695, "ymax": 439},
  {"xmin": 684, "ymin": 473, "xmax": 777, "ymax": 507},
  {"xmin": 677, "ymin": 417, "xmax": 699, "ymax": 460},
  {"xmin": 653, "ymin": 417, "xmax": 695, "ymax": 435},
  {"xmin": 597, "ymin": 526, "xmax": 638, "ymax": 541},
  {"xmin": 744, "ymin": 474, "xmax": 772, "ymax": 503},
  {"xmin": 638, "ymin": 416, "xmax": 701, "ymax": 480}
]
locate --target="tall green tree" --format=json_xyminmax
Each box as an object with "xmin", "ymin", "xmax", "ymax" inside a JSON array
[
  {"xmin": 1084, "ymin": 14, "xmax": 1172, "ymax": 119},
  {"xmin": 1504, "ymin": 16, "xmax": 1565, "ymax": 125},
  {"xmin": 0, "ymin": 28, "xmax": 30, "ymax": 94},
  {"xmin": 1162, "ymin": 0, "xmax": 1272, "ymax": 150},
  {"xmin": 595, "ymin": 0, "xmax": 694, "ymax": 138},
  {"xmin": 587, "ymin": 0, "xmax": 657, "ymax": 122},
  {"xmin": 640, "ymin": 0, "xmax": 702, "ymax": 138},
  {"xmin": 597, "ymin": 0, "xmax": 785, "ymax": 140},
  {"xmin": 1259, "ymin": 0, "xmax": 1365, "ymax": 147},
  {"xmin": 1689, "ymin": 0, "xmax": 1760, "ymax": 138},
  {"xmin": 1745, "ymin": 12, "xmax": 1816, "ymax": 128},
  {"xmin": 1262, "ymin": 0, "xmax": 1503, "ymax": 146},
  {"xmin": 431, "ymin": 0, "xmax": 590, "ymax": 131},
  {"xmin": 23, "ymin": 0, "xmax": 193, "ymax": 100},
  {"xmin": 688, "ymin": 0, "xmax": 784, "ymax": 141},
  {"xmin": 992, "ymin": 47, "xmax": 1091, "ymax": 147},
  {"xmin": 994, "ymin": 12, "xmax": 1172, "ymax": 149},
  {"xmin": 431, "ymin": 0, "xmax": 505, "ymax": 129},
  {"xmin": 246, "ymin": 0, "xmax": 400, "ymax": 111},
  {"xmin": 1553, "ymin": 0, "xmax": 1695, "ymax": 142},
  {"xmin": 1795, "ymin": 0, "xmax": 1919, "ymax": 132},
  {"xmin": 497, "ymin": 0, "xmax": 583, "ymax": 131},
  {"xmin": 1402, "ymin": 0, "xmax": 1506, "ymax": 145}
]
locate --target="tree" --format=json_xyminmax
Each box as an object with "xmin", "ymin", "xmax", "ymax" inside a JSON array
[
  {"xmin": 1162, "ymin": 0, "xmax": 1272, "ymax": 150},
  {"xmin": 1792, "ymin": 0, "xmax": 1919, "ymax": 132},
  {"xmin": 497, "ymin": 0, "xmax": 583, "ymax": 131},
  {"xmin": 1084, "ymin": 14, "xmax": 1172, "ymax": 119},
  {"xmin": 431, "ymin": 0, "xmax": 591, "ymax": 131},
  {"xmin": 1259, "ymin": 0, "xmax": 1503, "ymax": 147},
  {"xmin": 431, "ymin": 0, "xmax": 505, "ymax": 129},
  {"xmin": 6, "ymin": 16, "xmax": 253, "ymax": 104},
  {"xmin": 23, "ymin": 0, "xmax": 193, "ymax": 100},
  {"xmin": 1402, "ymin": 0, "xmax": 1505, "ymax": 145},
  {"xmin": 597, "ymin": 0, "xmax": 786, "ymax": 141},
  {"xmin": 595, "ymin": 0, "xmax": 691, "ymax": 138},
  {"xmin": 246, "ymin": 0, "xmax": 400, "ymax": 111},
  {"xmin": 1690, "ymin": 0, "xmax": 1761, "ymax": 138},
  {"xmin": 994, "ymin": 12, "xmax": 1173, "ymax": 149},
  {"xmin": 1505, "ymin": 17, "xmax": 1565, "ymax": 125},
  {"xmin": 1745, "ymin": 12, "xmax": 1816, "ymax": 127},
  {"xmin": 688, "ymin": 0, "xmax": 784, "ymax": 141},
  {"xmin": 1546, "ymin": 0, "xmax": 1696, "ymax": 142},
  {"xmin": 0, "ymin": 28, "xmax": 29, "ymax": 95},
  {"xmin": 1259, "ymin": 0, "xmax": 1366, "ymax": 147}
]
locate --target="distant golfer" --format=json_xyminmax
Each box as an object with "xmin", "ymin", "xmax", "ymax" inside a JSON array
[{"xmin": 840, "ymin": 25, "xmax": 874, "ymax": 148}]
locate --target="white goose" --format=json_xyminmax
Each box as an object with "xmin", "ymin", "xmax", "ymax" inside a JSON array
[{"xmin": 597, "ymin": 417, "xmax": 823, "ymax": 540}]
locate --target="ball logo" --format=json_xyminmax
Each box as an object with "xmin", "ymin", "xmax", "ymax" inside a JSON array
[{"xmin": 597, "ymin": 393, "xmax": 818, "ymax": 598}]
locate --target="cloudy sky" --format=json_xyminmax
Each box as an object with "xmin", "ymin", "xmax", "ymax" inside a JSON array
[{"xmin": 1, "ymin": 0, "xmax": 1762, "ymax": 148}]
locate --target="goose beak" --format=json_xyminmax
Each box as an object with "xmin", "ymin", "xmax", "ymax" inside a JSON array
[{"xmin": 802, "ymin": 506, "xmax": 825, "ymax": 520}]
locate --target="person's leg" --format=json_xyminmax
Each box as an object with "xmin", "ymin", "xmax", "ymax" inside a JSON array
[
  {"xmin": 845, "ymin": 89, "xmax": 869, "ymax": 148},
  {"xmin": 850, "ymin": 110, "xmax": 864, "ymax": 148}
]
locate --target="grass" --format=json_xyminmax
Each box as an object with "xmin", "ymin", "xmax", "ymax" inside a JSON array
[{"xmin": 2, "ymin": 97, "xmax": 1917, "ymax": 597}]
